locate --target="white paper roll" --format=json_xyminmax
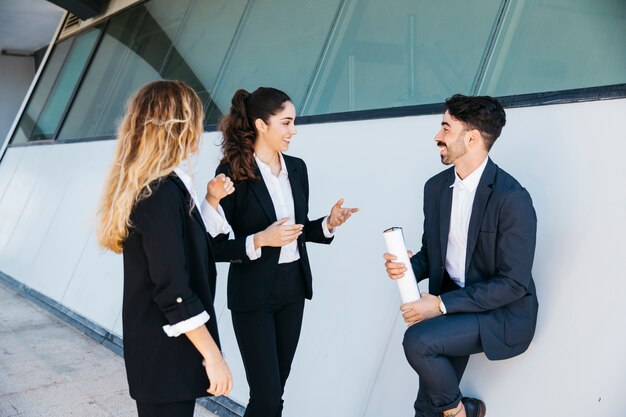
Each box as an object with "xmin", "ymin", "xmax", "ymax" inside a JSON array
[{"xmin": 383, "ymin": 227, "xmax": 420, "ymax": 303}]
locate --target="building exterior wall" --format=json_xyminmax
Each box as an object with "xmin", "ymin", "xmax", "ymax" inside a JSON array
[{"xmin": 1, "ymin": 98, "xmax": 624, "ymax": 416}]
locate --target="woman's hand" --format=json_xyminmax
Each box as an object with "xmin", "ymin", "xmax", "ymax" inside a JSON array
[
  {"xmin": 205, "ymin": 174, "xmax": 235, "ymax": 208},
  {"xmin": 184, "ymin": 325, "xmax": 233, "ymax": 397},
  {"xmin": 326, "ymin": 198, "xmax": 359, "ymax": 230},
  {"xmin": 204, "ymin": 356, "xmax": 233, "ymax": 397},
  {"xmin": 253, "ymin": 217, "xmax": 303, "ymax": 249}
]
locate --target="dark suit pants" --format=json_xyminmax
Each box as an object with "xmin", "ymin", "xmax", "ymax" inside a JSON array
[
  {"xmin": 232, "ymin": 261, "xmax": 306, "ymax": 417},
  {"xmin": 403, "ymin": 313, "xmax": 483, "ymax": 417},
  {"xmin": 136, "ymin": 400, "xmax": 196, "ymax": 417}
]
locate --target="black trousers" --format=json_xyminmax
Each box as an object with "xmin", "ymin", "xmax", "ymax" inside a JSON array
[
  {"xmin": 232, "ymin": 261, "xmax": 306, "ymax": 417},
  {"xmin": 403, "ymin": 312, "xmax": 483, "ymax": 417},
  {"xmin": 136, "ymin": 400, "xmax": 196, "ymax": 417}
]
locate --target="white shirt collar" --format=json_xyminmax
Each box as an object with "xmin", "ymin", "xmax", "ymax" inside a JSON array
[
  {"xmin": 173, "ymin": 164, "xmax": 194, "ymax": 193},
  {"xmin": 173, "ymin": 162, "xmax": 202, "ymax": 209},
  {"xmin": 174, "ymin": 161, "xmax": 212, "ymax": 223},
  {"xmin": 255, "ymin": 153, "xmax": 288, "ymax": 178},
  {"xmin": 450, "ymin": 157, "xmax": 489, "ymax": 193}
]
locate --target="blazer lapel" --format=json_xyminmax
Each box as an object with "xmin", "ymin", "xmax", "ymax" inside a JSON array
[
  {"xmin": 249, "ymin": 163, "xmax": 278, "ymax": 223},
  {"xmin": 465, "ymin": 159, "xmax": 496, "ymax": 275},
  {"xmin": 439, "ymin": 168, "xmax": 455, "ymax": 266},
  {"xmin": 284, "ymin": 156, "xmax": 306, "ymax": 224},
  {"xmin": 169, "ymin": 175, "xmax": 207, "ymax": 234}
]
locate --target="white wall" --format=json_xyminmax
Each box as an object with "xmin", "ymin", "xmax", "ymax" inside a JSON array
[
  {"xmin": 0, "ymin": 54, "xmax": 35, "ymax": 146},
  {"xmin": 1, "ymin": 98, "xmax": 625, "ymax": 416}
]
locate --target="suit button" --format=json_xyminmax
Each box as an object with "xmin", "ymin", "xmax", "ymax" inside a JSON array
[{"xmin": 176, "ymin": 297, "xmax": 183, "ymax": 303}]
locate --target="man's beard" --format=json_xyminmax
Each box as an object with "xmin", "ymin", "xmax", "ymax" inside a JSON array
[{"xmin": 437, "ymin": 140, "xmax": 466, "ymax": 165}]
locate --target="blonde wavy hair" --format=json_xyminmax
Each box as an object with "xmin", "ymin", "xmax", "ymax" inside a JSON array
[{"xmin": 97, "ymin": 80, "xmax": 204, "ymax": 253}]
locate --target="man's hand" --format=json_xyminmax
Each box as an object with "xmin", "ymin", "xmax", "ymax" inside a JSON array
[
  {"xmin": 205, "ymin": 174, "xmax": 235, "ymax": 208},
  {"xmin": 383, "ymin": 251, "xmax": 413, "ymax": 280},
  {"xmin": 400, "ymin": 293, "xmax": 441, "ymax": 326},
  {"xmin": 326, "ymin": 198, "xmax": 359, "ymax": 230}
]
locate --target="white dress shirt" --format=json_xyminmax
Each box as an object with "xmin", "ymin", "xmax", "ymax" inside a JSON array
[
  {"xmin": 245, "ymin": 154, "xmax": 334, "ymax": 263},
  {"xmin": 203, "ymin": 153, "xmax": 334, "ymax": 263},
  {"xmin": 162, "ymin": 165, "xmax": 230, "ymax": 338},
  {"xmin": 445, "ymin": 157, "xmax": 488, "ymax": 288}
]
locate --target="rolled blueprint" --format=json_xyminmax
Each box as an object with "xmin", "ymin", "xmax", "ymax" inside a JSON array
[{"xmin": 383, "ymin": 227, "xmax": 420, "ymax": 303}]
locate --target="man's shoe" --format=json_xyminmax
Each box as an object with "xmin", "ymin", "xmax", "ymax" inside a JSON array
[{"xmin": 461, "ymin": 397, "xmax": 486, "ymax": 417}]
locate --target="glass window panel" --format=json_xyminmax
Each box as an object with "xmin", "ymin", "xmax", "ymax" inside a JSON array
[
  {"xmin": 302, "ymin": 0, "xmax": 503, "ymax": 115},
  {"xmin": 159, "ymin": 0, "xmax": 248, "ymax": 124},
  {"xmin": 32, "ymin": 29, "xmax": 100, "ymax": 139},
  {"xmin": 10, "ymin": 39, "xmax": 73, "ymax": 144},
  {"xmin": 11, "ymin": 28, "xmax": 100, "ymax": 144},
  {"xmin": 204, "ymin": 0, "xmax": 343, "ymax": 122},
  {"xmin": 479, "ymin": 0, "xmax": 626, "ymax": 96},
  {"xmin": 57, "ymin": 0, "xmax": 191, "ymax": 140}
]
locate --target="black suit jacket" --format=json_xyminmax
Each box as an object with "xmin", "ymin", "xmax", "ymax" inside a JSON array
[
  {"xmin": 212, "ymin": 154, "xmax": 333, "ymax": 312},
  {"xmin": 411, "ymin": 158, "xmax": 538, "ymax": 360},
  {"xmin": 122, "ymin": 175, "xmax": 220, "ymax": 403}
]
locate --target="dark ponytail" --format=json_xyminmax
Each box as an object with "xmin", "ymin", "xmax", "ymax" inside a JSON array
[{"xmin": 219, "ymin": 87, "xmax": 292, "ymax": 182}]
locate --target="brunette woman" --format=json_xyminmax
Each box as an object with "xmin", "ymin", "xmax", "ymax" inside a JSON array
[
  {"xmin": 208, "ymin": 87, "xmax": 358, "ymax": 416},
  {"xmin": 97, "ymin": 80, "xmax": 234, "ymax": 417}
]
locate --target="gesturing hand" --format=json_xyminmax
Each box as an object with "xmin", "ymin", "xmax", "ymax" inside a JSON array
[
  {"xmin": 326, "ymin": 198, "xmax": 359, "ymax": 230},
  {"xmin": 205, "ymin": 174, "xmax": 235, "ymax": 208},
  {"xmin": 253, "ymin": 217, "xmax": 303, "ymax": 249}
]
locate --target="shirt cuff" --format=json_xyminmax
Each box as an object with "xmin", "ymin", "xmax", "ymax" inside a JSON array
[
  {"xmin": 162, "ymin": 310, "xmax": 210, "ymax": 337},
  {"xmin": 438, "ymin": 296, "xmax": 447, "ymax": 315},
  {"xmin": 321, "ymin": 216, "xmax": 335, "ymax": 238},
  {"xmin": 245, "ymin": 235, "xmax": 262, "ymax": 260},
  {"xmin": 200, "ymin": 199, "xmax": 232, "ymax": 238}
]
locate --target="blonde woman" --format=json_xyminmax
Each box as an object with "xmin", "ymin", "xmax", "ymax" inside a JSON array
[{"xmin": 98, "ymin": 80, "xmax": 234, "ymax": 417}]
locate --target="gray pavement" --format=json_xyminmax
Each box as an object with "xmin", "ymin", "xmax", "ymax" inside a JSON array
[{"xmin": 0, "ymin": 283, "xmax": 217, "ymax": 417}]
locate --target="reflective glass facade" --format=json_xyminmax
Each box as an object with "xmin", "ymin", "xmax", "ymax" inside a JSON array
[
  {"xmin": 10, "ymin": 0, "xmax": 626, "ymax": 144},
  {"xmin": 302, "ymin": 0, "xmax": 504, "ymax": 114},
  {"xmin": 477, "ymin": 0, "xmax": 626, "ymax": 96},
  {"xmin": 11, "ymin": 28, "xmax": 100, "ymax": 144},
  {"xmin": 58, "ymin": 1, "xmax": 192, "ymax": 140}
]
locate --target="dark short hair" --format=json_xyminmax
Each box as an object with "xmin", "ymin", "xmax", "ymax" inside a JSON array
[{"xmin": 444, "ymin": 94, "xmax": 506, "ymax": 150}]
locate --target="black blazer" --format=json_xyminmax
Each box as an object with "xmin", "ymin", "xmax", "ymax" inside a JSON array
[
  {"xmin": 411, "ymin": 158, "xmax": 538, "ymax": 360},
  {"xmin": 122, "ymin": 174, "xmax": 220, "ymax": 403},
  {"xmin": 212, "ymin": 154, "xmax": 333, "ymax": 312}
]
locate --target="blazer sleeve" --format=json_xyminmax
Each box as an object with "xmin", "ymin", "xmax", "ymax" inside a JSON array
[
  {"xmin": 132, "ymin": 180, "xmax": 207, "ymax": 325},
  {"xmin": 299, "ymin": 159, "xmax": 333, "ymax": 245},
  {"xmin": 441, "ymin": 188, "xmax": 537, "ymax": 313},
  {"xmin": 410, "ymin": 226, "xmax": 430, "ymax": 283},
  {"xmin": 410, "ymin": 182, "xmax": 432, "ymax": 282},
  {"xmin": 209, "ymin": 164, "xmax": 251, "ymax": 264}
]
